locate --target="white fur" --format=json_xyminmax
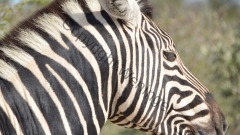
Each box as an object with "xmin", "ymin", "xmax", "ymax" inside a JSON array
[
  {"xmin": 36, "ymin": 14, "xmax": 70, "ymax": 50},
  {"xmin": 10, "ymin": 74, "xmax": 52, "ymax": 135},
  {"xmin": 0, "ymin": 45, "xmax": 33, "ymax": 66},
  {"xmin": 46, "ymin": 64, "xmax": 89, "ymax": 135},
  {"xmin": 18, "ymin": 29, "xmax": 50, "ymax": 52},
  {"xmin": 62, "ymin": 0, "xmax": 87, "ymax": 23},
  {"xmin": 62, "ymin": 0, "xmax": 111, "ymax": 123},
  {"xmin": 0, "ymin": 90, "xmax": 23, "ymax": 135},
  {"xmin": 0, "ymin": 45, "xmax": 33, "ymax": 80},
  {"xmin": 85, "ymin": 0, "xmax": 101, "ymax": 11},
  {"xmin": 0, "ymin": 59, "xmax": 17, "ymax": 80}
]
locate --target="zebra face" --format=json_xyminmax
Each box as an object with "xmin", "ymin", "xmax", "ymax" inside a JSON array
[
  {"xmin": 157, "ymin": 43, "xmax": 228, "ymax": 135},
  {"xmin": 99, "ymin": 0, "xmax": 228, "ymax": 135}
]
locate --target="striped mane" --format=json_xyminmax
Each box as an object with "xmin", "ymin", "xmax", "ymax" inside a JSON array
[{"xmin": 0, "ymin": 0, "xmax": 152, "ymax": 80}]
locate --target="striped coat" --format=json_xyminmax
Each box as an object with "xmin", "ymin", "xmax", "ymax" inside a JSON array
[{"xmin": 0, "ymin": 0, "xmax": 227, "ymax": 135}]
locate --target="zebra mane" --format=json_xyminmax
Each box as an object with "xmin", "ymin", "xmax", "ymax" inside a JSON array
[
  {"xmin": 1, "ymin": 0, "xmax": 153, "ymax": 37},
  {"xmin": 0, "ymin": 0, "xmax": 153, "ymax": 80}
]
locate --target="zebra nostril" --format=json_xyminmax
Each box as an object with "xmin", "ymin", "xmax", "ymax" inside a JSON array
[
  {"xmin": 223, "ymin": 120, "xmax": 228, "ymax": 133},
  {"xmin": 197, "ymin": 131, "xmax": 204, "ymax": 135}
]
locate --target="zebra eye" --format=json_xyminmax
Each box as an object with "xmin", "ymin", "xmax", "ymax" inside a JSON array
[{"xmin": 163, "ymin": 51, "xmax": 176, "ymax": 62}]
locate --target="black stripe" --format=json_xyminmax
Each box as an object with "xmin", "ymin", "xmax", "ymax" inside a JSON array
[
  {"xmin": 34, "ymin": 60, "xmax": 83, "ymax": 134},
  {"xmin": 83, "ymin": 10, "xmax": 117, "ymax": 120},
  {"xmin": 175, "ymin": 95, "xmax": 203, "ymax": 112},
  {"xmin": 18, "ymin": 65, "xmax": 67, "ymax": 135},
  {"xmin": 0, "ymin": 105, "xmax": 17, "ymax": 135},
  {"xmin": 100, "ymin": 11, "xmax": 127, "ymax": 117},
  {"xmin": 21, "ymin": 18, "xmax": 100, "ymax": 134},
  {"xmin": 162, "ymin": 75, "xmax": 197, "ymax": 92},
  {"xmin": 163, "ymin": 61, "xmax": 183, "ymax": 75},
  {"xmin": 62, "ymin": 13, "xmax": 107, "ymax": 127},
  {"xmin": 132, "ymin": 49, "xmax": 152, "ymax": 124},
  {"xmin": 0, "ymin": 80, "xmax": 45, "ymax": 135},
  {"xmin": 119, "ymin": 30, "xmax": 146, "ymax": 121},
  {"xmin": 132, "ymin": 20, "xmax": 164, "ymax": 126},
  {"xmin": 109, "ymin": 21, "xmax": 134, "ymax": 118}
]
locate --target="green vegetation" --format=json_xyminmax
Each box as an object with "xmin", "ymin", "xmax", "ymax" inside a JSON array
[
  {"xmin": 0, "ymin": 0, "xmax": 50, "ymax": 36},
  {"xmin": 209, "ymin": 25, "xmax": 240, "ymax": 134},
  {"xmin": 0, "ymin": 0, "xmax": 239, "ymax": 134}
]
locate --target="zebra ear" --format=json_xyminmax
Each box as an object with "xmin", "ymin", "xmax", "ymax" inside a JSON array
[{"xmin": 98, "ymin": 0, "xmax": 141, "ymax": 26}]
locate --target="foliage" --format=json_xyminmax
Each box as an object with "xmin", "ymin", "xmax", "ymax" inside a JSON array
[
  {"xmin": 209, "ymin": 25, "xmax": 240, "ymax": 134},
  {"xmin": 0, "ymin": 0, "xmax": 51, "ymax": 37}
]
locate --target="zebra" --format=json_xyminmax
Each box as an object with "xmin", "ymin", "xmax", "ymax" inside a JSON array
[{"xmin": 0, "ymin": 0, "xmax": 227, "ymax": 135}]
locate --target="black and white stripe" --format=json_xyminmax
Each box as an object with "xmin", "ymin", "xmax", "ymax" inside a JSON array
[{"xmin": 0, "ymin": 0, "xmax": 227, "ymax": 135}]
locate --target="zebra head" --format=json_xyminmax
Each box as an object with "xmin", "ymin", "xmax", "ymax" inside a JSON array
[{"xmin": 98, "ymin": 0, "xmax": 228, "ymax": 134}]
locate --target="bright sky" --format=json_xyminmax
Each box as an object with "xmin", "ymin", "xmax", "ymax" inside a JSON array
[{"xmin": 11, "ymin": 0, "xmax": 20, "ymax": 5}]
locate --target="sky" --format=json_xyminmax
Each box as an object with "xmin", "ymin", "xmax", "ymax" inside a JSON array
[{"xmin": 11, "ymin": 0, "xmax": 20, "ymax": 5}]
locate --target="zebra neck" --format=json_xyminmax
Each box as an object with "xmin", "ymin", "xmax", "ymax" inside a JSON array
[{"xmin": 0, "ymin": 1, "xmax": 114, "ymax": 134}]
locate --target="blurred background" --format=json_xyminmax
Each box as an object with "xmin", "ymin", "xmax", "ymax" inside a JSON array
[{"xmin": 0, "ymin": 0, "xmax": 239, "ymax": 134}]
